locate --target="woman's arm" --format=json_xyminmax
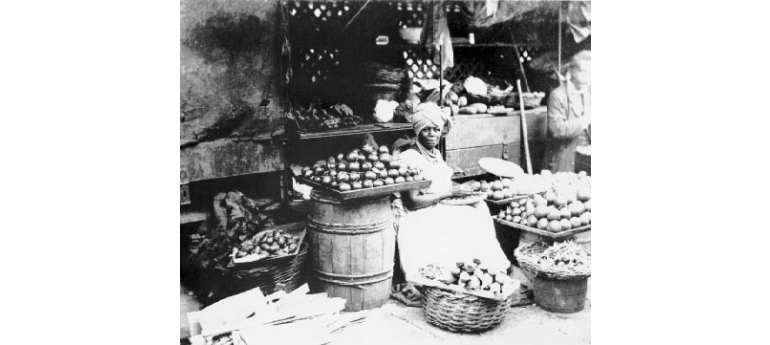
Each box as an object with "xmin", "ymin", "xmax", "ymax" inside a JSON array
[
  {"xmin": 401, "ymin": 189, "xmax": 450, "ymax": 211},
  {"xmin": 547, "ymin": 90, "xmax": 589, "ymax": 139}
]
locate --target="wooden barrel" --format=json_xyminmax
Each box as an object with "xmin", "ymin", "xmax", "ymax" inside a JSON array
[
  {"xmin": 575, "ymin": 145, "xmax": 591, "ymax": 176},
  {"xmin": 307, "ymin": 190, "xmax": 395, "ymax": 311}
]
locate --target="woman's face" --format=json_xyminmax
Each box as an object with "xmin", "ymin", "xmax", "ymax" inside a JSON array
[{"xmin": 418, "ymin": 126, "xmax": 442, "ymax": 149}]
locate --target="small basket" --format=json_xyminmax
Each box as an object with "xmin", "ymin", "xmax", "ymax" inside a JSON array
[
  {"xmin": 213, "ymin": 242, "xmax": 309, "ymax": 300},
  {"xmin": 514, "ymin": 243, "xmax": 591, "ymax": 281},
  {"xmin": 422, "ymin": 286, "xmax": 512, "ymax": 333}
]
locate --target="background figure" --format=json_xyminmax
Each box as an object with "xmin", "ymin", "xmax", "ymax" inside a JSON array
[{"xmin": 544, "ymin": 50, "xmax": 591, "ymax": 172}]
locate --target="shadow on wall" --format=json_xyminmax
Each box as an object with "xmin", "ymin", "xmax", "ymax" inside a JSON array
[{"xmin": 181, "ymin": 1, "xmax": 284, "ymax": 146}]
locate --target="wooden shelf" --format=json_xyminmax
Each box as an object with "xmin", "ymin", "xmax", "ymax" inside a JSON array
[
  {"xmin": 181, "ymin": 211, "xmax": 207, "ymax": 225},
  {"xmin": 292, "ymin": 122, "xmax": 412, "ymax": 140}
]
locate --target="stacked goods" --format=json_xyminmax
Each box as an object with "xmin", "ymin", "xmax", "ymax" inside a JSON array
[
  {"xmin": 232, "ymin": 229, "xmax": 303, "ymax": 263},
  {"xmin": 299, "ymin": 144, "xmax": 424, "ymax": 191},
  {"xmin": 288, "ymin": 103, "xmax": 362, "ymax": 131},
  {"xmin": 494, "ymin": 171, "xmax": 591, "ymax": 233},
  {"xmin": 419, "ymin": 258, "xmax": 517, "ymax": 297}
]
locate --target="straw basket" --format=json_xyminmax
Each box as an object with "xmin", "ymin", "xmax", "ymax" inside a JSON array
[
  {"xmin": 514, "ymin": 243, "xmax": 590, "ymax": 313},
  {"xmin": 422, "ymin": 286, "xmax": 512, "ymax": 333},
  {"xmin": 212, "ymin": 242, "xmax": 309, "ymax": 301}
]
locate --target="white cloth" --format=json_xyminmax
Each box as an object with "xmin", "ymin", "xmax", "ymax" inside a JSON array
[{"xmin": 396, "ymin": 149, "xmax": 510, "ymax": 282}]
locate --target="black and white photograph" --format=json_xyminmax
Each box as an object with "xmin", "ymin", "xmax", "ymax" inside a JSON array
[{"xmin": 180, "ymin": 1, "xmax": 591, "ymax": 344}]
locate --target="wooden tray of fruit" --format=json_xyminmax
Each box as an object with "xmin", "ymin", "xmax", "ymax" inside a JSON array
[
  {"xmin": 495, "ymin": 218, "xmax": 590, "ymax": 240},
  {"xmin": 229, "ymin": 226, "xmax": 306, "ymax": 267},
  {"xmin": 296, "ymin": 175, "xmax": 430, "ymax": 200}
]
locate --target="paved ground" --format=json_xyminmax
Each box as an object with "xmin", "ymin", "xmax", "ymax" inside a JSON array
[{"xmin": 181, "ymin": 267, "xmax": 590, "ymax": 344}]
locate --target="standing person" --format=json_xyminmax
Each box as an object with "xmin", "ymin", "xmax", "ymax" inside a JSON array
[
  {"xmin": 394, "ymin": 102, "xmax": 511, "ymax": 287},
  {"xmin": 544, "ymin": 50, "xmax": 591, "ymax": 173}
]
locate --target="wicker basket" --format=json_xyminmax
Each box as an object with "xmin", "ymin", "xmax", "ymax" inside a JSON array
[
  {"xmin": 514, "ymin": 243, "xmax": 591, "ymax": 281},
  {"xmin": 212, "ymin": 242, "xmax": 309, "ymax": 300},
  {"xmin": 422, "ymin": 286, "xmax": 512, "ymax": 333}
]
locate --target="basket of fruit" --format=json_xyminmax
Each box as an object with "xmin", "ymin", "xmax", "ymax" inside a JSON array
[
  {"xmin": 514, "ymin": 241, "xmax": 591, "ymax": 313},
  {"xmin": 213, "ymin": 227, "xmax": 309, "ymax": 298},
  {"xmin": 413, "ymin": 259, "xmax": 520, "ymax": 333}
]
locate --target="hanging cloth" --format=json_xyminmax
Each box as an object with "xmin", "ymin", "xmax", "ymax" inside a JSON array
[
  {"xmin": 421, "ymin": 2, "xmax": 454, "ymax": 72},
  {"xmin": 567, "ymin": 1, "xmax": 591, "ymax": 43}
]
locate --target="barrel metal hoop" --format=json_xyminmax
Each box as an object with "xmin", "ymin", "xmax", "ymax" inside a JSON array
[
  {"xmin": 307, "ymin": 220, "xmax": 392, "ymax": 234},
  {"xmin": 313, "ymin": 268, "xmax": 393, "ymax": 287}
]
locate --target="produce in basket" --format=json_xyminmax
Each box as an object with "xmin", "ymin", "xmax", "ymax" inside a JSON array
[
  {"xmin": 495, "ymin": 171, "xmax": 591, "ymax": 232},
  {"xmin": 288, "ymin": 102, "xmax": 362, "ymax": 132},
  {"xmin": 514, "ymin": 241, "xmax": 591, "ymax": 278},
  {"xmin": 299, "ymin": 144, "xmax": 424, "ymax": 191},
  {"xmin": 232, "ymin": 229, "xmax": 303, "ymax": 263},
  {"xmin": 419, "ymin": 259, "xmax": 517, "ymax": 297}
]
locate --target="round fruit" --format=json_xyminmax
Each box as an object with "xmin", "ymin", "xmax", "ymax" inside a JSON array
[
  {"xmin": 554, "ymin": 195, "xmax": 569, "ymax": 208},
  {"xmin": 329, "ymin": 170, "xmax": 338, "ymax": 178},
  {"xmin": 502, "ymin": 189, "xmax": 513, "ymax": 199},
  {"xmin": 336, "ymin": 172, "xmax": 349, "ymax": 183},
  {"xmin": 349, "ymin": 172, "xmax": 361, "ymax": 182},
  {"xmin": 544, "ymin": 191, "xmax": 557, "ymax": 204},
  {"xmin": 367, "ymin": 153, "xmax": 379, "ymax": 162},
  {"xmin": 534, "ymin": 205, "xmax": 549, "ymax": 218},
  {"xmin": 537, "ymin": 218, "xmax": 549, "ymax": 230},
  {"xmin": 471, "ymin": 181, "xmax": 481, "ymax": 191},
  {"xmin": 396, "ymin": 167, "xmax": 407, "ymax": 176},
  {"xmin": 577, "ymin": 187, "xmax": 591, "ymax": 202},
  {"xmin": 360, "ymin": 162, "xmax": 372, "ymax": 171},
  {"xmin": 348, "ymin": 161, "xmax": 360, "ymax": 172},
  {"xmin": 364, "ymin": 171, "xmax": 377, "ymax": 180},
  {"xmin": 351, "ymin": 181, "xmax": 363, "ymax": 190},
  {"xmin": 560, "ymin": 207, "xmax": 571, "ymax": 219},
  {"xmin": 373, "ymin": 161, "xmax": 386, "ymax": 170},
  {"xmin": 373, "ymin": 179, "xmax": 384, "ymax": 187},
  {"xmin": 384, "ymin": 177, "xmax": 394, "ymax": 185},
  {"xmin": 362, "ymin": 180, "xmax": 373, "ymax": 188},
  {"xmin": 414, "ymin": 174, "xmax": 425, "ymax": 181},
  {"xmin": 547, "ymin": 208, "xmax": 561, "ymax": 221},
  {"xmin": 547, "ymin": 220, "xmax": 562, "ymax": 233},
  {"xmin": 505, "ymin": 215, "xmax": 512, "ymax": 222},
  {"xmin": 580, "ymin": 212, "xmax": 591, "ymax": 226},
  {"xmin": 480, "ymin": 182, "xmax": 491, "ymax": 192},
  {"xmin": 361, "ymin": 144, "xmax": 374, "ymax": 155},
  {"xmin": 313, "ymin": 176, "xmax": 322, "ymax": 182},
  {"xmin": 527, "ymin": 215, "xmax": 539, "ymax": 227},
  {"xmin": 386, "ymin": 169, "xmax": 398, "ymax": 178},
  {"xmin": 336, "ymin": 153, "xmax": 345, "ymax": 161},
  {"xmin": 584, "ymin": 200, "xmax": 591, "ymax": 212},
  {"xmin": 492, "ymin": 191, "xmax": 504, "ymax": 200},
  {"xmin": 337, "ymin": 162, "xmax": 348, "ymax": 171},
  {"xmin": 378, "ymin": 169, "xmax": 388, "ymax": 179},
  {"xmin": 560, "ymin": 218, "xmax": 572, "ymax": 231},
  {"xmin": 339, "ymin": 182, "xmax": 351, "ymax": 191},
  {"xmin": 498, "ymin": 211, "xmax": 506, "ymax": 219},
  {"xmin": 526, "ymin": 204, "xmax": 536, "ymax": 215},
  {"xmin": 330, "ymin": 181, "xmax": 339, "ymax": 188},
  {"xmin": 492, "ymin": 181, "xmax": 504, "ymax": 191},
  {"xmin": 569, "ymin": 201, "xmax": 585, "ymax": 216},
  {"xmin": 570, "ymin": 217, "xmax": 582, "ymax": 228},
  {"xmin": 405, "ymin": 176, "xmax": 414, "ymax": 182},
  {"xmin": 389, "ymin": 160, "xmax": 401, "ymax": 169},
  {"xmin": 534, "ymin": 197, "xmax": 548, "ymax": 208},
  {"xmin": 378, "ymin": 145, "xmax": 389, "ymax": 154},
  {"xmin": 394, "ymin": 176, "xmax": 405, "ymax": 184},
  {"xmin": 321, "ymin": 176, "xmax": 332, "ymax": 185},
  {"xmin": 347, "ymin": 152, "xmax": 359, "ymax": 162},
  {"xmin": 379, "ymin": 153, "xmax": 392, "ymax": 163}
]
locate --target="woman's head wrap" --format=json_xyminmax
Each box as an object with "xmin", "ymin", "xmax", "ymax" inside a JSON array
[{"xmin": 411, "ymin": 102, "xmax": 452, "ymax": 136}]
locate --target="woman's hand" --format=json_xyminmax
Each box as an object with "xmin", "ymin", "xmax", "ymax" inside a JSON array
[{"xmin": 449, "ymin": 184, "xmax": 474, "ymax": 198}]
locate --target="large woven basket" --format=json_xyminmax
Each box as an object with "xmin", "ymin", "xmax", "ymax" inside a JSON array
[
  {"xmin": 422, "ymin": 286, "xmax": 512, "ymax": 333},
  {"xmin": 212, "ymin": 242, "xmax": 309, "ymax": 301}
]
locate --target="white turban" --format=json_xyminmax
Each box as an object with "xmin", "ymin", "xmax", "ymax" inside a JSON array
[{"xmin": 411, "ymin": 102, "xmax": 452, "ymax": 136}]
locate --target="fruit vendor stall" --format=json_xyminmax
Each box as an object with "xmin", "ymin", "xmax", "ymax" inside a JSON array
[{"xmin": 181, "ymin": 1, "xmax": 591, "ymax": 343}]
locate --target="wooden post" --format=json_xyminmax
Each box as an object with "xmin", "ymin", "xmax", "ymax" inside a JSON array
[{"xmin": 517, "ymin": 79, "xmax": 533, "ymax": 175}]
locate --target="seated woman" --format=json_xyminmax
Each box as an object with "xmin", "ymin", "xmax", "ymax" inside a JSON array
[{"xmin": 394, "ymin": 102, "xmax": 511, "ymax": 285}]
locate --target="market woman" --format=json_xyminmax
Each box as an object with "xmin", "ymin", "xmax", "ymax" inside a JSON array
[
  {"xmin": 544, "ymin": 50, "xmax": 591, "ymax": 172},
  {"xmin": 394, "ymin": 103, "xmax": 511, "ymax": 286}
]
